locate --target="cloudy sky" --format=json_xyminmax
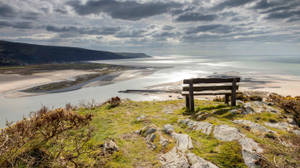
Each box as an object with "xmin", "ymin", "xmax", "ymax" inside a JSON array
[{"xmin": 1, "ymin": 0, "xmax": 300, "ymax": 56}]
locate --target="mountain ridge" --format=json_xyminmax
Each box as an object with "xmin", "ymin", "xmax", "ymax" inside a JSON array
[{"xmin": 0, "ymin": 40, "xmax": 150, "ymax": 66}]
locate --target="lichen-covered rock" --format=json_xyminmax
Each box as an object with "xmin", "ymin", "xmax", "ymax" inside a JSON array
[
  {"xmin": 172, "ymin": 133, "xmax": 193, "ymax": 151},
  {"xmin": 102, "ymin": 140, "xmax": 119, "ymax": 155},
  {"xmin": 160, "ymin": 147, "xmax": 190, "ymax": 168},
  {"xmin": 163, "ymin": 124, "xmax": 175, "ymax": 134},
  {"xmin": 146, "ymin": 133, "xmax": 156, "ymax": 143},
  {"xmin": 179, "ymin": 119, "xmax": 213, "ymax": 135},
  {"xmin": 293, "ymin": 130, "xmax": 300, "ymax": 136},
  {"xmin": 242, "ymin": 150, "xmax": 261, "ymax": 168},
  {"xmin": 136, "ymin": 126, "xmax": 157, "ymax": 137},
  {"xmin": 264, "ymin": 122, "xmax": 294, "ymax": 131},
  {"xmin": 239, "ymin": 137, "xmax": 263, "ymax": 153},
  {"xmin": 213, "ymin": 125, "xmax": 243, "ymax": 141},
  {"xmin": 195, "ymin": 112, "xmax": 210, "ymax": 121},
  {"xmin": 213, "ymin": 124, "xmax": 263, "ymax": 168},
  {"xmin": 159, "ymin": 135, "xmax": 169, "ymax": 148},
  {"xmin": 233, "ymin": 120, "xmax": 275, "ymax": 134},
  {"xmin": 242, "ymin": 101, "xmax": 280, "ymax": 114},
  {"xmin": 186, "ymin": 153, "xmax": 219, "ymax": 168}
]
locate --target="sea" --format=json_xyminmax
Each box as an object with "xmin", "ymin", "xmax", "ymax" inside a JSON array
[{"xmin": 0, "ymin": 55, "xmax": 299, "ymax": 127}]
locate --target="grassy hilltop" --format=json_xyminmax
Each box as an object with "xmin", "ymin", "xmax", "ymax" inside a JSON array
[{"xmin": 0, "ymin": 93, "xmax": 299, "ymax": 168}]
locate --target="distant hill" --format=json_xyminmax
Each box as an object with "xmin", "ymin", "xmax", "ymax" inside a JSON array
[{"xmin": 0, "ymin": 40, "xmax": 150, "ymax": 66}]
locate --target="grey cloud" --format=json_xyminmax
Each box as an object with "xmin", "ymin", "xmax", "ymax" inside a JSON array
[
  {"xmin": 266, "ymin": 10, "xmax": 300, "ymax": 20},
  {"xmin": 182, "ymin": 34, "xmax": 220, "ymax": 42},
  {"xmin": 213, "ymin": 0, "xmax": 252, "ymax": 10},
  {"xmin": 0, "ymin": 21, "xmax": 34, "ymax": 29},
  {"xmin": 186, "ymin": 24, "xmax": 234, "ymax": 34},
  {"xmin": 55, "ymin": 8, "xmax": 68, "ymax": 14},
  {"xmin": 152, "ymin": 31, "xmax": 180, "ymax": 40},
  {"xmin": 163, "ymin": 25, "xmax": 175, "ymax": 31},
  {"xmin": 21, "ymin": 12, "xmax": 39, "ymax": 20},
  {"xmin": 0, "ymin": 3, "xmax": 16, "ymax": 18},
  {"xmin": 175, "ymin": 12, "xmax": 217, "ymax": 22},
  {"xmin": 171, "ymin": 6, "xmax": 195, "ymax": 15},
  {"xmin": 46, "ymin": 25, "xmax": 121, "ymax": 35},
  {"xmin": 115, "ymin": 29, "xmax": 147, "ymax": 38},
  {"xmin": 252, "ymin": 0, "xmax": 272, "ymax": 9},
  {"xmin": 68, "ymin": 0, "xmax": 182, "ymax": 20}
]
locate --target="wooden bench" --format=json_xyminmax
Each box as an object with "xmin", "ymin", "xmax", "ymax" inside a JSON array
[{"xmin": 182, "ymin": 77, "xmax": 240, "ymax": 112}]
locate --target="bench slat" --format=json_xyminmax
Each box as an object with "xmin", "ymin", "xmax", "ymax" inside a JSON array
[
  {"xmin": 182, "ymin": 85, "xmax": 239, "ymax": 92},
  {"xmin": 183, "ymin": 78, "xmax": 240, "ymax": 84},
  {"xmin": 182, "ymin": 92, "xmax": 232, "ymax": 96}
]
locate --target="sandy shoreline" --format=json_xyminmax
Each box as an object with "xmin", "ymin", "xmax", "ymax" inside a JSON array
[
  {"xmin": 1, "ymin": 66, "xmax": 300, "ymax": 99},
  {"xmin": 0, "ymin": 68, "xmax": 154, "ymax": 98}
]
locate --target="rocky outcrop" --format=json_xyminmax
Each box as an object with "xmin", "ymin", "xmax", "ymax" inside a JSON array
[
  {"xmin": 213, "ymin": 125, "xmax": 263, "ymax": 168},
  {"xmin": 242, "ymin": 101, "xmax": 280, "ymax": 114},
  {"xmin": 172, "ymin": 133, "xmax": 193, "ymax": 151},
  {"xmin": 264, "ymin": 122, "xmax": 293, "ymax": 131},
  {"xmin": 180, "ymin": 119, "xmax": 263, "ymax": 168},
  {"xmin": 160, "ymin": 124, "xmax": 218, "ymax": 168},
  {"xmin": 233, "ymin": 120, "xmax": 275, "ymax": 134},
  {"xmin": 213, "ymin": 125, "xmax": 244, "ymax": 141},
  {"xmin": 264, "ymin": 122, "xmax": 300, "ymax": 136},
  {"xmin": 160, "ymin": 147, "xmax": 190, "ymax": 168},
  {"xmin": 179, "ymin": 119, "xmax": 213, "ymax": 135},
  {"xmin": 186, "ymin": 153, "xmax": 219, "ymax": 168},
  {"xmin": 163, "ymin": 124, "xmax": 193, "ymax": 151}
]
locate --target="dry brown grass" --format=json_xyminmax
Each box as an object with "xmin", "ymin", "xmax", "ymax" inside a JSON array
[
  {"xmin": 0, "ymin": 107, "xmax": 92, "ymax": 167},
  {"xmin": 268, "ymin": 93, "xmax": 300, "ymax": 127}
]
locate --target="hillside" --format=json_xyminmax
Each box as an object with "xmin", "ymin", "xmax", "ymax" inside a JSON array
[
  {"xmin": 0, "ymin": 93, "xmax": 299, "ymax": 167},
  {"xmin": 0, "ymin": 41, "xmax": 150, "ymax": 66}
]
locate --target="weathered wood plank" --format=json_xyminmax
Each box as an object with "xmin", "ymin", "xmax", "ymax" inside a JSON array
[
  {"xmin": 183, "ymin": 78, "xmax": 240, "ymax": 84},
  {"xmin": 182, "ymin": 92, "xmax": 232, "ymax": 96},
  {"xmin": 182, "ymin": 85, "xmax": 239, "ymax": 92}
]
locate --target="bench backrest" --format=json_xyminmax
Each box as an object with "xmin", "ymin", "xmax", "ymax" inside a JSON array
[
  {"xmin": 182, "ymin": 77, "xmax": 241, "ymax": 111},
  {"xmin": 182, "ymin": 77, "xmax": 240, "ymax": 94}
]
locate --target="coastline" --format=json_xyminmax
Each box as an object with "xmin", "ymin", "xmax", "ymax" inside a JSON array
[{"xmin": 0, "ymin": 63, "xmax": 155, "ymax": 98}]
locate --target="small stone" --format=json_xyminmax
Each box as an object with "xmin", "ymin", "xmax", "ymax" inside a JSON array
[
  {"xmin": 287, "ymin": 118, "xmax": 297, "ymax": 125},
  {"xmin": 163, "ymin": 124, "xmax": 174, "ymax": 134},
  {"xmin": 196, "ymin": 112, "xmax": 210, "ymax": 121},
  {"xmin": 144, "ymin": 127, "xmax": 156, "ymax": 136},
  {"xmin": 136, "ymin": 115, "xmax": 146, "ymax": 122},
  {"xmin": 293, "ymin": 130, "xmax": 300, "ymax": 136},
  {"xmin": 146, "ymin": 133, "xmax": 156, "ymax": 143},
  {"xmin": 102, "ymin": 140, "xmax": 119, "ymax": 154}
]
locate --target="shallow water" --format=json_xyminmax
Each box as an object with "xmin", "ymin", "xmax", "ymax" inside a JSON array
[{"xmin": 0, "ymin": 55, "xmax": 299, "ymax": 127}]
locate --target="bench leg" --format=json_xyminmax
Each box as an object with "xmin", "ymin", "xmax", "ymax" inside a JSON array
[
  {"xmin": 185, "ymin": 95, "xmax": 190, "ymax": 111},
  {"xmin": 231, "ymin": 79, "xmax": 237, "ymax": 106},
  {"xmin": 225, "ymin": 94, "xmax": 229, "ymax": 105},
  {"xmin": 189, "ymin": 94, "xmax": 194, "ymax": 112},
  {"xmin": 189, "ymin": 83, "xmax": 195, "ymax": 112}
]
